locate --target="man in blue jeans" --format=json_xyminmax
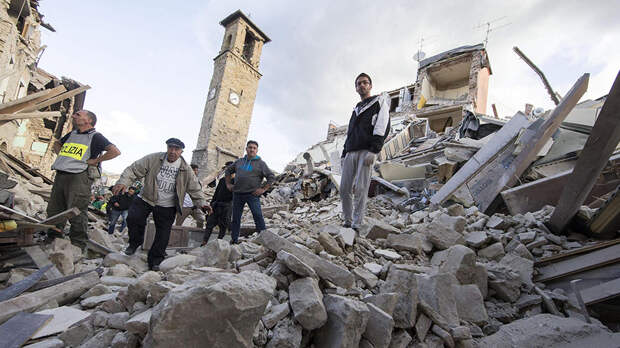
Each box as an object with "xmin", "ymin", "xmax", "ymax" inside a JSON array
[
  {"xmin": 107, "ymin": 186, "xmax": 136, "ymax": 234},
  {"xmin": 225, "ymin": 140, "xmax": 275, "ymax": 244}
]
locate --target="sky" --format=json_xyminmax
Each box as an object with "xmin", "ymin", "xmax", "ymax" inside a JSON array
[{"xmin": 37, "ymin": 0, "xmax": 620, "ymax": 174}]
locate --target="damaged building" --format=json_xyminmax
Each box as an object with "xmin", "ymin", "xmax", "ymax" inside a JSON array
[
  {"xmin": 0, "ymin": 4, "xmax": 619, "ymax": 347},
  {"xmin": 0, "ymin": 0, "xmax": 90, "ymax": 180}
]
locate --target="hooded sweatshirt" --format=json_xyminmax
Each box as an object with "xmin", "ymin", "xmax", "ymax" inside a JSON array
[{"xmin": 226, "ymin": 155, "xmax": 275, "ymax": 193}]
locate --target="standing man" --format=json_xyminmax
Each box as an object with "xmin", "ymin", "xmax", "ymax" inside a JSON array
[
  {"xmin": 174, "ymin": 164, "xmax": 205, "ymax": 228},
  {"xmin": 107, "ymin": 186, "xmax": 136, "ymax": 234},
  {"xmin": 47, "ymin": 110, "xmax": 121, "ymax": 249},
  {"xmin": 340, "ymin": 73, "xmax": 390, "ymax": 230},
  {"xmin": 112, "ymin": 138, "xmax": 206, "ymax": 271},
  {"xmin": 225, "ymin": 141, "xmax": 275, "ymax": 244},
  {"xmin": 202, "ymin": 161, "xmax": 234, "ymax": 245}
]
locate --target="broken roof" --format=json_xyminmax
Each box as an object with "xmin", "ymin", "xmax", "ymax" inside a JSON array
[{"xmin": 418, "ymin": 43, "xmax": 486, "ymax": 70}]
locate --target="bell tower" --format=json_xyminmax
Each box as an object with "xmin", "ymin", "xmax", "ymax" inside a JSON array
[{"xmin": 192, "ymin": 10, "xmax": 270, "ymax": 177}]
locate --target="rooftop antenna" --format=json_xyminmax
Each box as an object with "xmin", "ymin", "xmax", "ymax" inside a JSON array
[
  {"xmin": 474, "ymin": 16, "xmax": 511, "ymax": 47},
  {"xmin": 413, "ymin": 34, "xmax": 438, "ymax": 63}
]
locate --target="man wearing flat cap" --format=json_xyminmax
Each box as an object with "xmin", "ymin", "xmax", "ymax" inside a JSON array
[{"xmin": 112, "ymin": 138, "xmax": 206, "ymax": 271}]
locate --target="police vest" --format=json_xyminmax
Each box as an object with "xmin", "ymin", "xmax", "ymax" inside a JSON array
[{"xmin": 51, "ymin": 129, "xmax": 97, "ymax": 173}]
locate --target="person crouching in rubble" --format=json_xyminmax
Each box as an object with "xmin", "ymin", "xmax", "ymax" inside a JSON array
[
  {"xmin": 340, "ymin": 73, "xmax": 390, "ymax": 230},
  {"xmin": 112, "ymin": 138, "xmax": 207, "ymax": 271},
  {"xmin": 202, "ymin": 161, "xmax": 234, "ymax": 245},
  {"xmin": 225, "ymin": 140, "xmax": 275, "ymax": 244},
  {"xmin": 47, "ymin": 110, "xmax": 121, "ymax": 249}
]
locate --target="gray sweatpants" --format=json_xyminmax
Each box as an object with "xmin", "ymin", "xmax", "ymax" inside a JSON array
[{"xmin": 340, "ymin": 150, "xmax": 374, "ymax": 228}]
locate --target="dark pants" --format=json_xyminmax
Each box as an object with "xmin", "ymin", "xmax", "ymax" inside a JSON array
[
  {"xmin": 203, "ymin": 202, "xmax": 232, "ymax": 243},
  {"xmin": 47, "ymin": 171, "xmax": 92, "ymax": 248},
  {"xmin": 126, "ymin": 197, "xmax": 176, "ymax": 267},
  {"xmin": 108, "ymin": 209, "xmax": 128, "ymax": 234},
  {"xmin": 230, "ymin": 192, "xmax": 266, "ymax": 243}
]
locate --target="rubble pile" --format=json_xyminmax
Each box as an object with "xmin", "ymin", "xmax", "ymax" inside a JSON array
[{"xmin": 2, "ymin": 189, "xmax": 619, "ymax": 347}]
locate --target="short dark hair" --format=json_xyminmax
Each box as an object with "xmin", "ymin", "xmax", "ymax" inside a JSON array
[
  {"xmin": 190, "ymin": 164, "xmax": 199, "ymax": 170},
  {"xmin": 129, "ymin": 186, "xmax": 136, "ymax": 191},
  {"xmin": 84, "ymin": 110, "xmax": 97, "ymax": 126},
  {"xmin": 225, "ymin": 161, "xmax": 233, "ymax": 166},
  {"xmin": 247, "ymin": 140, "xmax": 258, "ymax": 147},
  {"xmin": 355, "ymin": 73, "xmax": 372, "ymax": 86}
]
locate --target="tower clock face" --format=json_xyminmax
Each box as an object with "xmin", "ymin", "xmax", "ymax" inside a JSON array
[{"xmin": 229, "ymin": 91, "xmax": 240, "ymax": 106}]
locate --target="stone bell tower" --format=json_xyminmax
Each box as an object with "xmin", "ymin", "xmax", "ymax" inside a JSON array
[{"xmin": 192, "ymin": 10, "xmax": 270, "ymax": 178}]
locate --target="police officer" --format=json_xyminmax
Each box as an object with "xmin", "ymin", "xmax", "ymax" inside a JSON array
[{"xmin": 47, "ymin": 110, "xmax": 120, "ymax": 248}]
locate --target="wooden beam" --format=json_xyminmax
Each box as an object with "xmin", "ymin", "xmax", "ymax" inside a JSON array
[
  {"xmin": 569, "ymin": 277, "xmax": 620, "ymax": 305},
  {"xmin": 0, "ymin": 312, "xmax": 53, "ymax": 348},
  {"xmin": 535, "ymin": 238, "xmax": 620, "ymax": 266},
  {"xmin": 21, "ymin": 85, "xmax": 91, "ymax": 113},
  {"xmin": 549, "ymin": 71, "xmax": 620, "ymax": 233},
  {"xmin": 0, "ymin": 205, "xmax": 40, "ymax": 223},
  {"xmin": 41, "ymin": 207, "xmax": 80, "ymax": 225},
  {"xmin": 0, "ymin": 85, "xmax": 66, "ymax": 114},
  {"xmin": 502, "ymin": 153, "xmax": 620, "ymax": 215},
  {"xmin": 0, "ymin": 265, "xmax": 51, "ymax": 302},
  {"xmin": 24, "ymin": 246, "xmax": 63, "ymax": 280},
  {"xmin": 535, "ymin": 243, "xmax": 620, "ymax": 282},
  {"xmin": 513, "ymin": 46, "xmax": 560, "ymax": 105},
  {"xmin": 29, "ymin": 268, "xmax": 103, "ymax": 292},
  {"xmin": 458, "ymin": 74, "xmax": 588, "ymax": 212},
  {"xmin": 430, "ymin": 112, "xmax": 530, "ymax": 207},
  {"xmin": 0, "ymin": 271, "xmax": 99, "ymax": 324},
  {"xmin": 0, "ymin": 111, "xmax": 61, "ymax": 121},
  {"xmin": 589, "ymin": 187, "xmax": 620, "ymax": 236}
]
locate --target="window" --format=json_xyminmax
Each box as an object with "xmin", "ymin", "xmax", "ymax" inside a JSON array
[
  {"xmin": 390, "ymin": 96, "xmax": 399, "ymax": 112},
  {"xmin": 242, "ymin": 30, "xmax": 255, "ymax": 62}
]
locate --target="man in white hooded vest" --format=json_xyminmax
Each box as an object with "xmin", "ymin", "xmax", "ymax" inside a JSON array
[{"xmin": 48, "ymin": 110, "xmax": 121, "ymax": 249}]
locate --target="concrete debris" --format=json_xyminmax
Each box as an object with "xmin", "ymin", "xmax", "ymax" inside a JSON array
[
  {"xmin": 2, "ymin": 57, "xmax": 618, "ymax": 348},
  {"xmin": 145, "ymin": 271, "xmax": 276, "ymax": 347},
  {"xmin": 289, "ymin": 277, "xmax": 327, "ymax": 330},
  {"xmin": 314, "ymin": 294, "xmax": 370, "ymax": 348}
]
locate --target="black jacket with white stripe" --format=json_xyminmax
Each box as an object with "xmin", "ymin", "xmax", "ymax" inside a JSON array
[{"xmin": 342, "ymin": 93, "xmax": 391, "ymax": 157}]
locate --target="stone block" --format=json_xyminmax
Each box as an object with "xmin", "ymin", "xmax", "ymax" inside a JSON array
[
  {"xmin": 314, "ymin": 294, "xmax": 370, "ymax": 348},
  {"xmin": 362, "ymin": 302, "xmax": 394, "ymax": 348},
  {"xmin": 454, "ymin": 284, "xmax": 488, "ymax": 325},
  {"xmin": 159, "ymin": 254, "xmax": 196, "ymax": 273},
  {"xmin": 289, "ymin": 277, "xmax": 327, "ymax": 330},
  {"xmin": 318, "ymin": 231, "xmax": 345, "ymax": 256},
  {"xmin": 144, "ymin": 271, "xmax": 276, "ymax": 347},
  {"xmin": 277, "ymin": 250, "xmax": 317, "ymax": 278},
  {"xmin": 417, "ymin": 273, "xmax": 460, "ymax": 326},
  {"xmin": 381, "ymin": 266, "xmax": 419, "ymax": 328}
]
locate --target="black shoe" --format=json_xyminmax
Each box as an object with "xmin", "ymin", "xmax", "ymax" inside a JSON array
[
  {"xmin": 124, "ymin": 246, "xmax": 137, "ymax": 255},
  {"xmin": 149, "ymin": 264, "xmax": 160, "ymax": 271},
  {"xmin": 343, "ymin": 223, "xmax": 352, "ymax": 228}
]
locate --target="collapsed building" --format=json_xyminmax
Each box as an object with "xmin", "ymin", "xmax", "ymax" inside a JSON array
[
  {"xmin": 0, "ymin": 0, "xmax": 90, "ymax": 180},
  {"xmin": 0, "ymin": 6, "xmax": 619, "ymax": 348}
]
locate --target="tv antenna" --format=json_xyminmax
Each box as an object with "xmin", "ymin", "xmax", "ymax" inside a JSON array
[
  {"xmin": 474, "ymin": 16, "xmax": 511, "ymax": 47},
  {"xmin": 413, "ymin": 34, "xmax": 439, "ymax": 63}
]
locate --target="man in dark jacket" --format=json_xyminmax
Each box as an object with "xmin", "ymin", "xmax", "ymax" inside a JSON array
[
  {"xmin": 107, "ymin": 186, "xmax": 136, "ymax": 234},
  {"xmin": 340, "ymin": 73, "xmax": 390, "ymax": 229},
  {"xmin": 225, "ymin": 141, "xmax": 275, "ymax": 244},
  {"xmin": 202, "ymin": 161, "xmax": 234, "ymax": 245}
]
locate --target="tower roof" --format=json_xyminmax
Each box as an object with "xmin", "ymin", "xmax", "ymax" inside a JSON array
[{"xmin": 220, "ymin": 10, "xmax": 271, "ymax": 43}]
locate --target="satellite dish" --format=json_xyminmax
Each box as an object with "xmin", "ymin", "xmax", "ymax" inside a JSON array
[{"xmin": 413, "ymin": 51, "xmax": 426, "ymax": 62}]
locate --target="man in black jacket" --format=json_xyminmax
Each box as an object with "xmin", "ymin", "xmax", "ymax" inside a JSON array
[
  {"xmin": 340, "ymin": 73, "xmax": 390, "ymax": 229},
  {"xmin": 202, "ymin": 161, "xmax": 234, "ymax": 245},
  {"xmin": 107, "ymin": 186, "xmax": 136, "ymax": 234}
]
